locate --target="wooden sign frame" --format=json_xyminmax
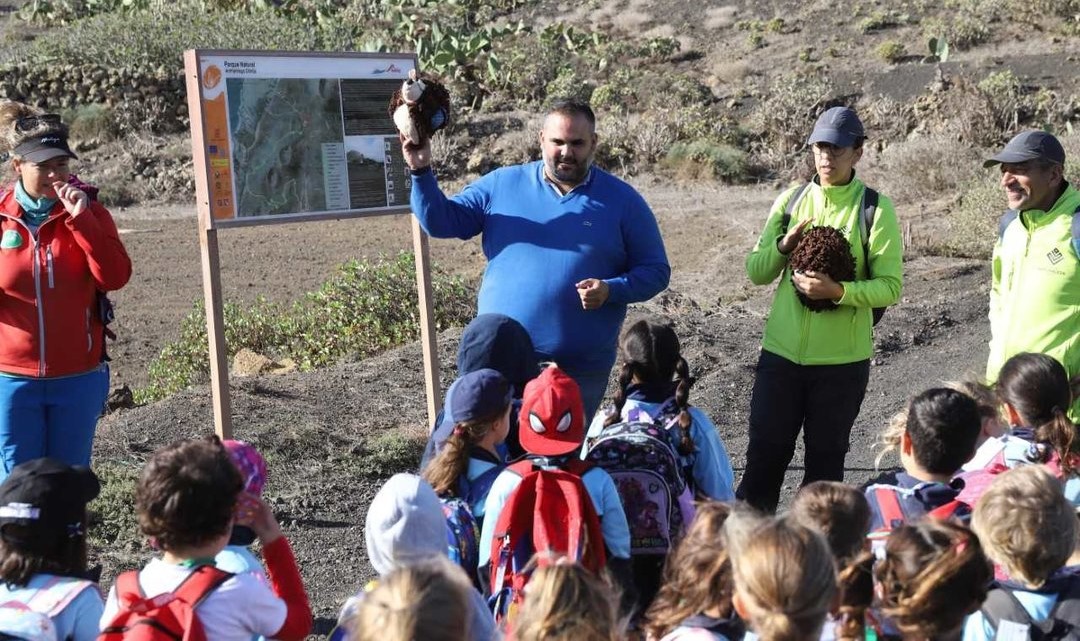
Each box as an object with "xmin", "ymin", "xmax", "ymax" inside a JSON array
[{"xmin": 183, "ymin": 49, "xmax": 440, "ymax": 438}]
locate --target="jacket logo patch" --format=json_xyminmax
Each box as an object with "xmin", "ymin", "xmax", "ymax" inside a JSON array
[
  {"xmin": 1048, "ymin": 248, "xmax": 1064, "ymax": 265},
  {"xmin": 0, "ymin": 229, "xmax": 21, "ymax": 250}
]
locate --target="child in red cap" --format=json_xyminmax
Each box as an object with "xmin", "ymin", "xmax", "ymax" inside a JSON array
[{"xmin": 477, "ymin": 365, "xmax": 631, "ymax": 596}]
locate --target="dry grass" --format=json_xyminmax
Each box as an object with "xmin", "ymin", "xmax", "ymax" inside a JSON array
[{"xmin": 704, "ymin": 5, "xmax": 740, "ymax": 30}]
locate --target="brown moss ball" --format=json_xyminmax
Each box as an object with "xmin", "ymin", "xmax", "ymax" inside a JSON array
[{"xmin": 788, "ymin": 226, "xmax": 856, "ymax": 312}]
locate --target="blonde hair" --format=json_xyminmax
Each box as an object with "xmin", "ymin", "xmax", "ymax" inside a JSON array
[
  {"xmin": 511, "ymin": 558, "xmax": 622, "ymax": 641},
  {"xmin": 972, "ymin": 465, "xmax": 1076, "ymax": 588},
  {"xmin": 348, "ymin": 556, "xmax": 473, "ymax": 641},
  {"xmin": 644, "ymin": 501, "xmax": 733, "ymax": 640},
  {"xmin": 729, "ymin": 515, "xmax": 836, "ymax": 641},
  {"xmin": 874, "ymin": 521, "xmax": 991, "ymax": 639}
]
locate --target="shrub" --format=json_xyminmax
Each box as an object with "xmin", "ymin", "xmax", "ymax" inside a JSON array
[
  {"xmin": 748, "ymin": 72, "xmax": 835, "ymax": 178},
  {"xmin": 927, "ymin": 172, "xmax": 1000, "ymax": 258},
  {"xmin": 663, "ymin": 140, "xmax": 750, "ymax": 182},
  {"xmin": 921, "ymin": 14, "xmax": 991, "ymax": 50},
  {"xmin": 868, "ymin": 136, "xmax": 982, "ymax": 206},
  {"xmin": 876, "ymin": 41, "xmax": 906, "ymax": 63},
  {"xmin": 62, "ymin": 103, "xmax": 117, "ymax": 143},
  {"xmin": 26, "ymin": 4, "xmax": 317, "ymax": 70},
  {"xmin": 136, "ymin": 253, "xmax": 476, "ymax": 403}
]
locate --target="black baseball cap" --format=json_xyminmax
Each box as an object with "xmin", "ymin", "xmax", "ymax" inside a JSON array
[
  {"xmin": 984, "ymin": 130, "xmax": 1066, "ymax": 168},
  {"xmin": 13, "ymin": 133, "xmax": 78, "ymax": 164},
  {"xmin": 807, "ymin": 106, "xmax": 865, "ymax": 148},
  {"xmin": 0, "ymin": 458, "xmax": 99, "ymax": 543}
]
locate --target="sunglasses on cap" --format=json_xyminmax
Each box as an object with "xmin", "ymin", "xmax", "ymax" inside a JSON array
[{"xmin": 15, "ymin": 114, "xmax": 62, "ymax": 134}]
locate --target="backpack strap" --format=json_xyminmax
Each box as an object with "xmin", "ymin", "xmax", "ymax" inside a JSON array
[
  {"xmin": 981, "ymin": 586, "xmax": 1037, "ymax": 634},
  {"xmin": 562, "ymin": 458, "xmax": 593, "ymax": 477},
  {"xmin": 24, "ymin": 577, "xmax": 95, "ymax": 617},
  {"xmin": 872, "ymin": 486, "xmax": 906, "ymax": 531},
  {"xmin": 1071, "ymin": 205, "xmax": 1080, "ymax": 260},
  {"xmin": 1046, "ymin": 575, "xmax": 1080, "ymax": 629},
  {"xmin": 860, "ymin": 187, "xmax": 879, "ymax": 276},
  {"xmin": 926, "ymin": 499, "xmax": 964, "ymax": 521},
  {"xmin": 115, "ymin": 570, "xmax": 145, "ymax": 608},
  {"xmin": 780, "ymin": 182, "xmax": 811, "ymax": 234},
  {"xmin": 171, "ymin": 566, "xmax": 232, "ymax": 609},
  {"xmin": 999, "ymin": 209, "xmax": 1020, "ymax": 243}
]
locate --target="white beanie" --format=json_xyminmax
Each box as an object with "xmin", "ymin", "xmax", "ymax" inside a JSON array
[{"xmin": 364, "ymin": 473, "xmax": 446, "ymax": 576}]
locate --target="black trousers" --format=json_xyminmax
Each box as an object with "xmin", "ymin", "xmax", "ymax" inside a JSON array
[{"xmin": 736, "ymin": 350, "xmax": 871, "ymax": 513}]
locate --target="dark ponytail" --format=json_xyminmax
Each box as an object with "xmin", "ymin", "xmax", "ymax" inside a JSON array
[
  {"xmin": 835, "ymin": 550, "xmax": 874, "ymax": 641},
  {"xmin": 604, "ymin": 361, "xmax": 634, "ymax": 428},
  {"xmin": 673, "ymin": 355, "xmax": 696, "ymax": 456},
  {"xmin": 997, "ymin": 353, "xmax": 1077, "ymax": 472}
]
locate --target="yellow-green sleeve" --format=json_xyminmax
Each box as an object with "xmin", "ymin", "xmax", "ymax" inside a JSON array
[{"xmin": 746, "ymin": 189, "xmax": 798, "ymax": 286}]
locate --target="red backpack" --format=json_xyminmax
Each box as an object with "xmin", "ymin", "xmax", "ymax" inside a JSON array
[
  {"xmin": 98, "ymin": 566, "xmax": 232, "ymax": 641},
  {"xmin": 488, "ymin": 458, "xmax": 606, "ymax": 624}
]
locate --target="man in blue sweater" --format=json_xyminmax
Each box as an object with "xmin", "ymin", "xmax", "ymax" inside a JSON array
[{"xmin": 405, "ymin": 99, "xmax": 671, "ymax": 420}]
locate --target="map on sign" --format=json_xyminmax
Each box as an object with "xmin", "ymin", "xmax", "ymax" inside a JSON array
[{"xmin": 192, "ymin": 53, "xmax": 416, "ymax": 224}]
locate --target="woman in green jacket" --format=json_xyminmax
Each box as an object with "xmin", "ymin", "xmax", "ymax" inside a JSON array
[{"xmin": 737, "ymin": 107, "xmax": 904, "ymax": 513}]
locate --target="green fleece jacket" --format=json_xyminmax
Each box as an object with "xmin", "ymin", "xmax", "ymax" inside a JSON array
[
  {"xmin": 746, "ymin": 177, "xmax": 904, "ymax": 365},
  {"xmin": 987, "ymin": 182, "xmax": 1080, "ymax": 420}
]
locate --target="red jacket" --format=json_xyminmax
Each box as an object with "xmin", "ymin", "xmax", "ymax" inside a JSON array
[{"xmin": 0, "ymin": 188, "xmax": 131, "ymax": 377}]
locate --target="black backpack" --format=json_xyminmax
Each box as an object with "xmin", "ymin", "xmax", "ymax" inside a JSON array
[
  {"xmin": 781, "ymin": 183, "xmax": 886, "ymax": 325},
  {"xmin": 981, "ymin": 581, "xmax": 1080, "ymax": 641}
]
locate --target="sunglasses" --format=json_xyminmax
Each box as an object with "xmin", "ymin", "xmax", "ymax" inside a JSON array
[{"xmin": 14, "ymin": 114, "xmax": 62, "ymax": 134}]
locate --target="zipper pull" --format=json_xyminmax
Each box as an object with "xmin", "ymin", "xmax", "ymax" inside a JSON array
[{"xmin": 46, "ymin": 246, "xmax": 54, "ymax": 289}]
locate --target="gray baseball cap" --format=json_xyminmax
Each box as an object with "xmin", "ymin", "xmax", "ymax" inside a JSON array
[
  {"xmin": 806, "ymin": 106, "xmax": 865, "ymax": 148},
  {"xmin": 984, "ymin": 130, "xmax": 1065, "ymax": 168}
]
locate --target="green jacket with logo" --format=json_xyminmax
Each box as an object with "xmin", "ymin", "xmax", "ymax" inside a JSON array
[
  {"xmin": 986, "ymin": 182, "xmax": 1080, "ymax": 420},
  {"xmin": 746, "ymin": 176, "xmax": 904, "ymax": 366}
]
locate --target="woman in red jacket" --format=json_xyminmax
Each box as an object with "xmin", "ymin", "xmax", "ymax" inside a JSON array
[{"xmin": 0, "ymin": 101, "xmax": 131, "ymax": 480}]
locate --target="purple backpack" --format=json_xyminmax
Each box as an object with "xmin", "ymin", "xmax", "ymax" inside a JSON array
[{"xmin": 584, "ymin": 406, "xmax": 696, "ymax": 555}]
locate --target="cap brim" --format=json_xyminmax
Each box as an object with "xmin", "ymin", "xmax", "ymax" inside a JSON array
[
  {"xmin": 20, "ymin": 147, "xmax": 77, "ymax": 163},
  {"xmin": 807, "ymin": 128, "xmax": 857, "ymax": 148},
  {"xmin": 983, "ymin": 150, "xmax": 1041, "ymax": 168},
  {"xmin": 521, "ymin": 438, "xmax": 581, "ymax": 456}
]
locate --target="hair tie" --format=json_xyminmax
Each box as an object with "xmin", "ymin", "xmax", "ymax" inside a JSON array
[
  {"xmin": 452, "ymin": 426, "xmax": 464, "ymax": 437},
  {"xmin": 954, "ymin": 536, "xmax": 969, "ymax": 555}
]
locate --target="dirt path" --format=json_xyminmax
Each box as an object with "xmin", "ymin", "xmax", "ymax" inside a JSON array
[{"xmin": 97, "ymin": 178, "xmax": 993, "ymax": 635}]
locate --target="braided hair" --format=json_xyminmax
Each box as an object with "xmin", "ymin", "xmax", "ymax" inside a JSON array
[{"xmin": 604, "ymin": 319, "xmax": 695, "ymax": 455}]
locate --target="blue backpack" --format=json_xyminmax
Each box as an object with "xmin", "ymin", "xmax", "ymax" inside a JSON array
[{"xmin": 440, "ymin": 464, "xmax": 503, "ymax": 588}]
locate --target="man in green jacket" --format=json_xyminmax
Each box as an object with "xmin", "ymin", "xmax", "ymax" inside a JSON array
[
  {"xmin": 985, "ymin": 130, "xmax": 1080, "ymax": 421},
  {"xmin": 737, "ymin": 107, "xmax": 904, "ymax": 512}
]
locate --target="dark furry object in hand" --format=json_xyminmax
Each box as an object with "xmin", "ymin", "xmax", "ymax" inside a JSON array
[
  {"xmin": 788, "ymin": 226, "xmax": 856, "ymax": 312},
  {"xmin": 387, "ymin": 69, "xmax": 452, "ymax": 148}
]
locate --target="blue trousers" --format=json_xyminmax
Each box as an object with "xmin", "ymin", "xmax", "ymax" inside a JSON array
[{"xmin": 0, "ymin": 364, "xmax": 109, "ymax": 480}]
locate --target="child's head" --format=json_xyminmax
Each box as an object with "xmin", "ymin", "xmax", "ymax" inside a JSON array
[
  {"xmin": 519, "ymin": 365, "xmax": 585, "ymax": 457},
  {"xmin": 996, "ymin": 352, "xmax": 1077, "ymax": 471},
  {"xmin": 605, "ymin": 318, "xmax": 695, "ymax": 433},
  {"xmin": 365, "ymin": 473, "xmax": 446, "ymax": 576},
  {"xmin": 348, "ymin": 555, "xmax": 472, "ymax": 641},
  {"xmin": 874, "ymin": 521, "xmax": 991, "ymax": 640},
  {"xmin": 0, "ymin": 458, "xmax": 99, "ymax": 585},
  {"xmin": 972, "ymin": 465, "xmax": 1076, "ymax": 588},
  {"xmin": 511, "ymin": 557, "xmax": 621, "ymax": 641},
  {"xmin": 223, "ymin": 439, "xmax": 268, "ymax": 546},
  {"xmin": 729, "ymin": 515, "xmax": 836, "ymax": 641},
  {"xmin": 424, "ymin": 368, "xmax": 512, "ymax": 496},
  {"xmin": 137, "ymin": 436, "xmax": 242, "ymax": 554},
  {"xmin": 902, "ymin": 387, "xmax": 981, "ymax": 477},
  {"xmin": 645, "ymin": 501, "xmax": 735, "ymax": 641},
  {"xmin": 789, "ymin": 481, "xmax": 871, "ymax": 566},
  {"xmin": 945, "ymin": 379, "xmax": 1006, "ymax": 442}
]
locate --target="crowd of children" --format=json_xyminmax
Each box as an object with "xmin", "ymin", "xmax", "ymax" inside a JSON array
[{"xmin": 0, "ymin": 313, "xmax": 1077, "ymax": 641}]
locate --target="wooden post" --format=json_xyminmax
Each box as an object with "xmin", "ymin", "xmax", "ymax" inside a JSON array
[
  {"xmin": 411, "ymin": 217, "xmax": 441, "ymax": 428},
  {"xmin": 200, "ymin": 227, "xmax": 233, "ymax": 439}
]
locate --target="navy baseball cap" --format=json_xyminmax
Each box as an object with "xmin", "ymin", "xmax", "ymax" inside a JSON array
[
  {"xmin": 13, "ymin": 132, "xmax": 78, "ymax": 164},
  {"xmin": 450, "ymin": 368, "xmax": 511, "ymax": 424},
  {"xmin": 984, "ymin": 130, "xmax": 1066, "ymax": 168},
  {"xmin": 807, "ymin": 106, "xmax": 865, "ymax": 148}
]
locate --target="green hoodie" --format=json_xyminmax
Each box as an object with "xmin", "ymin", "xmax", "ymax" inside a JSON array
[
  {"xmin": 746, "ymin": 176, "xmax": 904, "ymax": 365},
  {"xmin": 986, "ymin": 182, "xmax": 1080, "ymax": 420}
]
